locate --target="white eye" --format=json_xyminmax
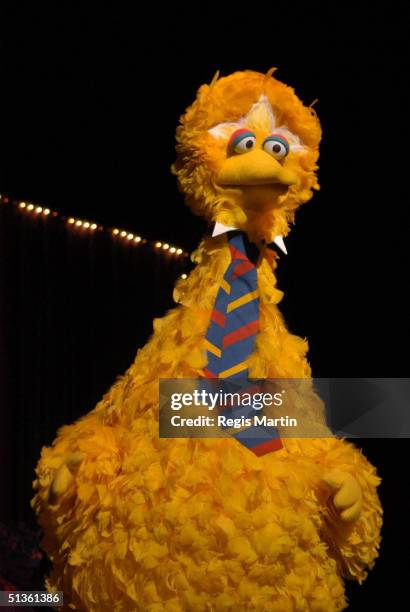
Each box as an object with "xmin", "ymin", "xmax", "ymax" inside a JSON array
[
  {"xmin": 228, "ymin": 129, "xmax": 257, "ymax": 154},
  {"xmin": 263, "ymin": 134, "xmax": 290, "ymax": 160}
]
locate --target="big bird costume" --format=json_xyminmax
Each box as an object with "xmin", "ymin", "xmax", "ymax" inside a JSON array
[{"xmin": 32, "ymin": 69, "xmax": 382, "ymax": 611}]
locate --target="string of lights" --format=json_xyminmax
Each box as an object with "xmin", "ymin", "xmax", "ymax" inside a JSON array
[{"xmin": 0, "ymin": 193, "xmax": 189, "ymax": 278}]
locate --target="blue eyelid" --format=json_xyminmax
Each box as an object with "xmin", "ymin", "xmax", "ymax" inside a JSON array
[
  {"xmin": 264, "ymin": 135, "xmax": 290, "ymax": 153},
  {"xmin": 229, "ymin": 130, "xmax": 256, "ymax": 149}
]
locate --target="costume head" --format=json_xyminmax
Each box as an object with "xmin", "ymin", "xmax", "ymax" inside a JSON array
[{"xmin": 172, "ymin": 69, "xmax": 322, "ymax": 242}]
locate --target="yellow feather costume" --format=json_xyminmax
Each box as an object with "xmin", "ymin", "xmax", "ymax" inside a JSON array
[{"xmin": 32, "ymin": 70, "xmax": 382, "ymax": 611}]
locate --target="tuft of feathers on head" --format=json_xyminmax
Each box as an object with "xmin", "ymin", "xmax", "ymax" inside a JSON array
[{"xmin": 209, "ymin": 70, "xmax": 220, "ymax": 89}]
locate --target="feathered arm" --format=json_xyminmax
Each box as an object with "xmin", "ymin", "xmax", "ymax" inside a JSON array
[
  {"xmin": 286, "ymin": 437, "xmax": 382, "ymax": 583},
  {"xmin": 31, "ymin": 386, "xmax": 126, "ymax": 564}
]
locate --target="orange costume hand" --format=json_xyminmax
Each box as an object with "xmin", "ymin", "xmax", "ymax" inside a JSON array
[
  {"xmin": 48, "ymin": 452, "xmax": 84, "ymax": 504},
  {"xmin": 322, "ymin": 469, "xmax": 363, "ymax": 522}
]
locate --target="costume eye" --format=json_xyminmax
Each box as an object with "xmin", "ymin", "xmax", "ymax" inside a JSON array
[
  {"xmin": 228, "ymin": 129, "xmax": 257, "ymax": 154},
  {"xmin": 263, "ymin": 134, "xmax": 290, "ymax": 160}
]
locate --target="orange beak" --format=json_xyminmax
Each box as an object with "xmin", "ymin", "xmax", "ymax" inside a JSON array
[{"xmin": 216, "ymin": 149, "xmax": 297, "ymax": 187}]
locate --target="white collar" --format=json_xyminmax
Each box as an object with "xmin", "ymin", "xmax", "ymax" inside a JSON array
[{"xmin": 212, "ymin": 222, "xmax": 287, "ymax": 255}]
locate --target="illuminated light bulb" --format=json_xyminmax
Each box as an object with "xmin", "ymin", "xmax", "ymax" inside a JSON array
[
  {"xmin": 181, "ymin": 273, "xmax": 187, "ymax": 279},
  {"xmin": 134, "ymin": 236, "xmax": 142, "ymax": 243},
  {"xmin": 170, "ymin": 247, "xmax": 176, "ymax": 253},
  {"xmin": 91, "ymin": 223, "xmax": 97, "ymax": 230},
  {"xmin": 27, "ymin": 204, "xmax": 35, "ymax": 211},
  {"xmin": 83, "ymin": 222, "xmax": 90, "ymax": 228},
  {"xmin": 155, "ymin": 241, "xmax": 162, "ymax": 248},
  {"xmin": 162, "ymin": 243, "xmax": 169, "ymax": 250},
  {"xmin": 176, "ymin": 248, "xmax": 183, "ymax": 255},
  {"xmin": 113, "ymin": 228, "xmax": 120, "ymax": 235},
  {"xmin": 43, "ymin": 208, "xmax": 51, "ymax": 215},
  {"xmin": 68, "ymin": 218, "xmax": 75, "ymax": 224},
  {"xmin": 36, "ymin": 206, "xmax": 43, "ymax": 214},
  {"xmin": 19, "ymin": 202, "xmax": 27, "ymax": 209},
  {"xmin": 76, "ymin": 220, "xmax": 83, "ymax": 227},
  {"xmin": 120, "ymin": 230, "xmax": 127, "ymax": 237},
  {"xmin": 127, "ymin": 233, "xmax": 133, "ymax": 240}
]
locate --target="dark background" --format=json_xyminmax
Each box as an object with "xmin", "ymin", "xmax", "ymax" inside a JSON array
[{"xmin": 1, "ymin": 2, "xmax": 409, "ymax": 609}]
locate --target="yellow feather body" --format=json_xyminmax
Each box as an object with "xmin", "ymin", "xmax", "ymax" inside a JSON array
[{"xmin": 32, "ymin": 71, "xmax": 382, "ymax": 611}]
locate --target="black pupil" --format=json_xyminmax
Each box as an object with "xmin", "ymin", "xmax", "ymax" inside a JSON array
[
  {"xmin": 272, "ymin": 143, "xmax": 282, "ymax": 153},
  {"xmin": 245, "ymin": 139, "xmax": 253, "ymax": 149}
]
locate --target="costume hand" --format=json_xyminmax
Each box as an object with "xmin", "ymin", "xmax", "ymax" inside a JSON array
[
  {"xmin": 322, "ymin": 469, "xmax": 363, "ymax": 522},
  {"xmin": 48, "ymin": 452, "xmax": 84, "ymax": 504}
]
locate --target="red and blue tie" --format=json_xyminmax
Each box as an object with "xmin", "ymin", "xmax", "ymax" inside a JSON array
[{"xmin": 203, "ymin": 231, "xmax": 283, "ymax": 456}]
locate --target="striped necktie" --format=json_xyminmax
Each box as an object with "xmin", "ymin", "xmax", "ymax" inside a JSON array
[{"xmin": 203, "ymin": 231, "xmax": 283, "ymax": 456}]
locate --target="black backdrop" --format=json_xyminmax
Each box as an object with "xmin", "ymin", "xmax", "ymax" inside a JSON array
[
  {"xmin": 1, "ymin": 2, "xmax": 410, "ymax": 609},
  {"xmin": 0, "ymin": 201, "xmax": 186, "ymax": 521}
]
